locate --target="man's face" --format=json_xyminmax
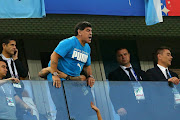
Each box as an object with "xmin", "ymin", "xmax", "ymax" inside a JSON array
[
  {"xmin": 79, "ymin": 27, "xmax": 92, "ymax": 43},
  {"xmin": 3, "ymin": 40, "xmax": 16, "ymax": 56},
  {"xmin": 0, "ymin": 61, "xmax": 7, "ymax": 78},
  {"xmin": 116, "ymin": 49, "xmax": 130, "ymax": 66},
  {"xmin": 158, "ymin": 49, "xmax": 173, "ymax": 67}
]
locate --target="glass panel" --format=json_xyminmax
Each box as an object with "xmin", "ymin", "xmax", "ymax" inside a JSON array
[
  {"xmin": 1, "ymin": 80, "xmax": 180, "ymax": 120},
  {"xmin": 109, "ymin": 81, "xmax": 180, "ymax": 120},
  {"xmin": 0, "ymin": 80, "xmax": 69, "ymax": 120},
  {"xmin": 63, "ymin": 81, "xmax": 97, "ymax": 120}
]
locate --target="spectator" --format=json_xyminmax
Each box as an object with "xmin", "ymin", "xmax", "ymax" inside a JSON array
[
  {"xmin": 108, "ymin": 48, "xmax": 148, "ymax": 120},
  {"xmin": 146, "ymin": 46, "xmax": 179, "ymax": 85},
  {"xmin": 0, "ymin": 37, "xmax": 28, "ymax": 119},
  {"xmin": 47, "ymin": 21, "xmax": 95, "ymax": 88},
  {"xmin": 0, "ymin": 37, "xmax": 28, "ymax": 79},
  {"xmin": 108, "ymin": 48, "xmax": 146, "ymax": 81},
  {"xmin": 0, "ymin": 60, "xmax": 32, "ymax": 119}
]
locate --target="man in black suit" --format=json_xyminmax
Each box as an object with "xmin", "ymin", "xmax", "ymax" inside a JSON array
[
  {"xmin": 108, "ymin": 48, "xmax": 148, "ymax": 120},
  {"xmin": 146, "ymin": 46, "xmax": 180, "ymax": 120},
  {"xmin": 108, "ymin": 48, "xmax": 146, "ymax": 81},
  {"xmin": 0, "ymin": 37, "xmax": 28, "ymax": 79},
  {"xmin": 146, "ymin": 46, "xmax": 179, "ymax": 85}
]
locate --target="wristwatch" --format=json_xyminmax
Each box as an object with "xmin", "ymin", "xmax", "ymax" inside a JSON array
[
  {"xmin": 66, "ymin": 75, "xmax": 71, "ymax": 80},
  {"xmin": 52, "ymin": 72, "xmax": 58, "ymax": 76},
  {"xmin": 88, "ymin": 75, "xmax": 94, "ymax": 79}
]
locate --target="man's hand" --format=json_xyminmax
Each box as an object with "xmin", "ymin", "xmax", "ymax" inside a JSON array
[
  {"xmin": 52, "ymin": 76, "xmax": 61, "ymax": 88},
  {"xmin": 91, "ymin": 101, "xmax": 99, "ymax": 112},
  {"xmin": 168, "ymin": 77, "xmax": 180, "ymax": 85},
  {"xmin": 117, "ymin": 108, "xmax": 127, "ymax": 116},
  {"xmin": 7, "ymin": 77, "xmax": 20, "ymax": 83},
  {"xmin": 57, "ymin": 71, "xmax": 67, "ymax": 78},
  {"xmin": 25, "ymin": 105, "xmax": 33, "ymax": 115},
  {"xmin": 87, "ymin": 76, "xmax": 95, "ymax": 87},
  {"xmin": 12, "ymin": 48, "xmax": 18, "ymax": 60},
  {"xmin": 80, "ymin": 75, "xmax": 86, "ymax": 81}
]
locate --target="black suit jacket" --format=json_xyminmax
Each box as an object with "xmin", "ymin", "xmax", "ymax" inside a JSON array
[
  {"xmin": 146, "ymin": 66, "xmax": 179, "ymax": 81},
  {"xmin": 145, "ymin": 66, "xmax": 180, "ymax": 119},
  {"xmin": 108, "ymin": 66, "xmax": 149, "ymax": 119},
  {"xmin": 0, "ymin": 56, "xmax": 28, "ymax": 79},
  {"xmin": 108, "ymin": 66, "xmax": 146, "ymax": 81}
]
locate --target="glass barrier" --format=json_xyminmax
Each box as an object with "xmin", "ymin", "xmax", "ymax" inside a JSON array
[
  {"xmin": 1, "ymin": 80, "xmax": 180, "ymax": 120},
  {"xmin": 109, "ymin": 81, "xmax": 180, "ymax": 120},
  {"xmin": 0, "ymin": 80, "xmax": 68, "ymax": 120},
  {"xmin": 63, "ymin": 81, "xmax": 96, "ymax": 120}
]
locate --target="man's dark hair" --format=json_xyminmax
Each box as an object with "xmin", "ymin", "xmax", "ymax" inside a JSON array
[
  {"xmin": 115, "ymin": 47, "xmax": 129, "ymax": 55},
  {"xmin": 154, "ymin": 46, "xmax": 171, "ymax": 62},
  {"xmin": 0, "ymin": 59, "xmax": 7, "ymax": 64},
  {"xmin": 0, "ymin": 37, "xmax": 16, "ymax": 53},
  {"xmin": 74, "ymin": 21, "xmax": 92, "ymax": 36},
  {"xmin": 1, "ymin": 37, "xmax": 16, "ymax": 45}
]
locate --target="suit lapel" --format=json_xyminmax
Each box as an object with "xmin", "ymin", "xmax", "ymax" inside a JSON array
[
  {"xmin": 118, "ymin": 67, "xmax": 131, "ymax": 81},
  {"xmin": 155, "ymin": 66, "xmax": 167, "ymax": 80}
]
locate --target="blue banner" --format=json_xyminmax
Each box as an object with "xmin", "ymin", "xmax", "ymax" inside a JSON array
[
  {"xmin": 45, "ymin": 0, "xmax": 145, "ymax": 16},
  {"xmin": 0, "ymin": 0, "xmax": 46, "ymax": 18},
  {"xmin": 145, "ymin": 0, "xmax": 163, "ymax": 25}
]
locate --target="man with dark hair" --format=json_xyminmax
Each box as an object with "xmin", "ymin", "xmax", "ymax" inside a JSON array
[
  {"xmin": 0, "ymin": 60, "xmax": 32, "ymax": 119},
  {"xmin": 47, "ymin": 21, "xmax": 95, "ymax": 88},
  {"xmin": 146, "ymin": 46, "xmax": 179, "ymax": 85},
  {"xmin": 0, "ymin": 37, "xmax": 28, "ymax": 119},
  {"xmin": 108, "ymin": 48, "xmax": 147, "ymax": 120},
  {"xmin": 0, "ymin": 37, "xmax": 28, "ymax": 79},
  {"xmin": 46, "ymin": 21, "xmax": 95, "ymax": 119},
  {"xmin": 108, "ymin": 48, "xmax": 146, "ymax": 81},
  {"xmin": 146, "ymin": 47, "xmax": 180, "ymax": 119}
]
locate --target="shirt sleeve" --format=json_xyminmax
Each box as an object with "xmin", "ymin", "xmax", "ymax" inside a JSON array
[{"xmin": 54, "ymin": 39, "xmax": 73, "ymax": 57}]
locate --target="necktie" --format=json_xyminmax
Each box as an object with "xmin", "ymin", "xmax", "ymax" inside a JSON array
[
  {"xmin": 126, "ymin": 67, "xmax": 136, "ymax": 81},
  {"xmin": 166, "ymin": 69, "xmax": 173, "ymax": 87},
  {"xmin": 166, "ymin": 69, "xmax": 171, "ymax": 79},
  {"xmin": 11, "ymin": 60, "xmax": 16, "ymax": 77}
]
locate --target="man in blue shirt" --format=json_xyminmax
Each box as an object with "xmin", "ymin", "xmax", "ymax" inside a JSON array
[{"xmin": 48, "ymin": 21, "xmax": 95, "ymax": 88}]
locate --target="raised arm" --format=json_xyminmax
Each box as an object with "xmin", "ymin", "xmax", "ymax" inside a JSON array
[{"xmin": 91, "ymin": 102, "xmax": 102, "ymax": 120}]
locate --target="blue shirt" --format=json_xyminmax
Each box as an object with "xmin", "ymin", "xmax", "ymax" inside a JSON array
[
  {"xmin": 47, "ymin": 36, "xmax": 91, "ymax": 81},
  {"xmin": 0, "ymin": 82, "xmax": 17, "ymax": 119}
]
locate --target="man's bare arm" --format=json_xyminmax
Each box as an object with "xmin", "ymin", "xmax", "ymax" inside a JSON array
[
  {"xmin": 83, "ymin": 65, "xmax": 95, "ymax": 87},
  {"xmin": 51, "ymin": 52, "xmax": 61, "ymax": 88},
  {"xmin": 0, "ymin": 78, "xmax": 20, "ymax": 85},
  {"xmin": 39, "ymin": 67, "xmax": 86, "ymax": 81},
  {"xmin": 91, "ymin": 102, "xmax": 102, "ymax": 120},
  {"xmin": 51, "ymin": 52, "xmax": 61, "ymax": 73},
  {"xmin": 38, "ymin": 67, "xmax": 51, "ymax": 78},
  {"xmin": 15, "ymin": 95, "xmax": 33, "ymax": 114}
]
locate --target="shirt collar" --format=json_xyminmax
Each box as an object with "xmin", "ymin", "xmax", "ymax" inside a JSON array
[
  {"xmin": 120, "ymin": 64, "xmax": 132, "ymax": 71},
  {"xmin": 157, "ymin": 64, "xmax": 168, "ymax": 72},
  {"xmin": 0, "ymin": 54, "xmax": 12, "ymax": 61}
]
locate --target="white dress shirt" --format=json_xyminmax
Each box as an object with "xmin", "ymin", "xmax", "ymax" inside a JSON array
[
  {"xmin": 120, "ymin": 64, "xmax": 138, "ymax": 81},
  {"xmin": 157, "ymin": 64, "xmax": 170, "ymax": 79},
  {"xmin": 0, "ymin": 54, "xmax": 18, "ymax": 78}
]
